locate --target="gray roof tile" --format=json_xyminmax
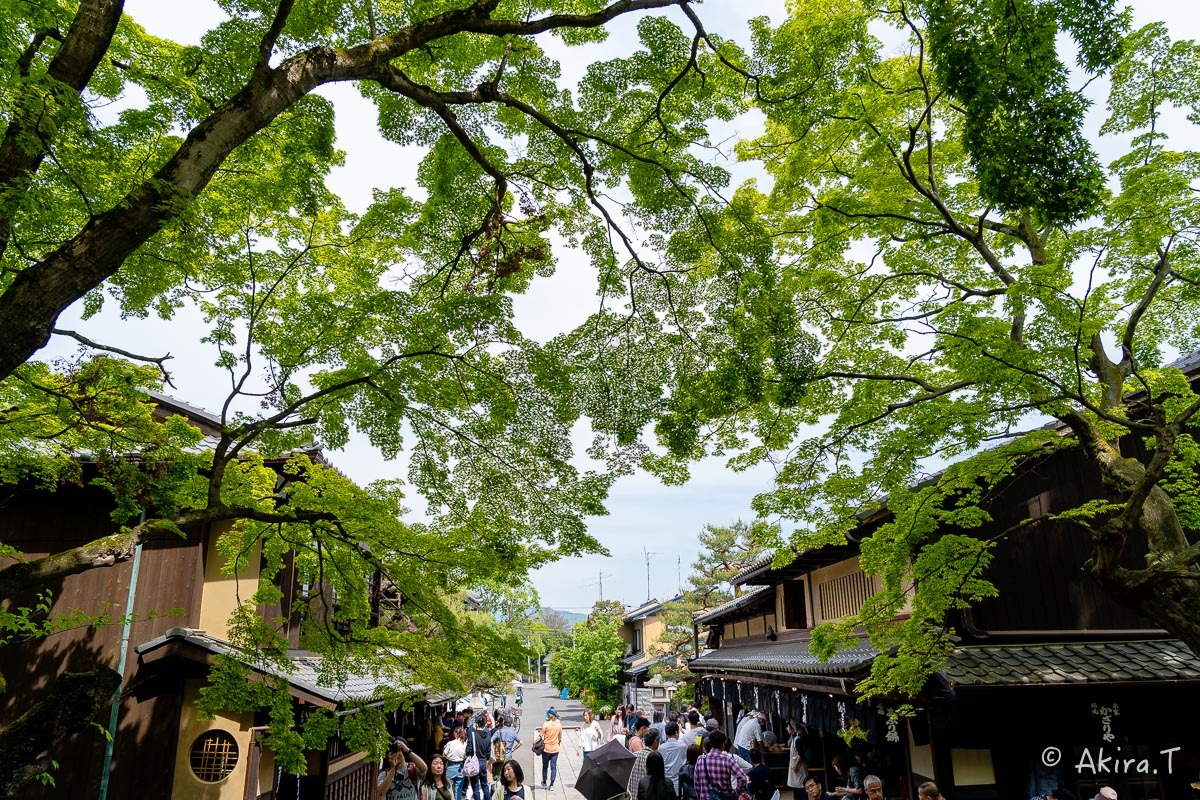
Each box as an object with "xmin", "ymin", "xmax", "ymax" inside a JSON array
[
  {"xmin": 944, "ymin": 639, "xmax": 1200, "ymax": 687},
  {"xmin": 137, "ymin": 627, "xmax": 417, "ymax": 705},
  {"xmin": 689, "ymin": 638, "xmax": 876, "ymax": 676}
]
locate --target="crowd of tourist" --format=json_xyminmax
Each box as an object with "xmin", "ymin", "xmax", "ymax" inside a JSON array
[
  {"xmin": 377, "ymin": 704, "xmax": 527, "ymax": 800},
  {"xmin": 378, "ymin": 698, "xmax": 1121, "ymax": 800},
  {"xmin": 599, "ymin": 704, "xmax": 992, "ymax": 800}
]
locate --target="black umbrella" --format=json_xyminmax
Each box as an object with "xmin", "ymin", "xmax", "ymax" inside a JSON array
[{"xmin": 574, "ymin": 739, "xmax": 637, "ymax": 800}]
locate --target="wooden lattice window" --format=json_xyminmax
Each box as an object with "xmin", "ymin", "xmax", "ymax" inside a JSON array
[
  {"xmin": 189, "ymin": 730, "xmax": 239, "ymax": 782},
  {"xmin": 817, "ymin": 569, "xmax": 875, "ymax": 621}
]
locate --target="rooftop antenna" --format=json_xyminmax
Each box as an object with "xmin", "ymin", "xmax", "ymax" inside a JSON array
[
  {"xmin": 677, "ymin": 556, "xmax": 683, "ymax": 597},
  {"xmin": 586, "ymin": 570, "xmax": 613, "ymax": 602},
  {"xmin": 642, "ymin": 546, "xmax": 660, "ymax": 602}
]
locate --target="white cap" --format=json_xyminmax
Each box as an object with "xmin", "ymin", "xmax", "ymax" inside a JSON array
[{"xmin": 1097, "ymin": 788, "xmax": 1118, "ymax": 800}]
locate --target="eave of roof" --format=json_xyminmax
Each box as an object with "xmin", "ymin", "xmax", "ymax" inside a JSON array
[
  {"xmin": 733, "ymin": 545, "xmax": 860, "ymax": 587},
  {"xmin": 136, "ymin": 627, "xmax": 412, "ymax": 708},
  {"xmin": 624, "ymin": 594, "xmax": 682, "ymax": 622},
  {"xmin": 695, "ymin": 585, "xmax": 775, "ymax": 625},
  {"xmin": 689, "ymin": 637, "xmax": 877, "ymax": 677},
  {"xmin": 623, "ymin": 654, "xmax": 671, "ymax": 677},
  {"xmin": 943, "ymin": 639, "xmax": 1200, "ymax": 688}
]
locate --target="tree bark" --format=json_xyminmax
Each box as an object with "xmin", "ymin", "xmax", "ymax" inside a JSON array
[
  {"xmin": 1076, "ymin": 421, "xmax": 1200, "ymax": 658},
  {"xmin": 0, "ymin": 504, "xmax": 337, "ymax": 597},
  {"xmin": 0, "ymin": 667, "xmax": 121, "ymax": 798},
  {"xmin": 0, "ymin": 518, "xmax": 184, "ymax": 598}
]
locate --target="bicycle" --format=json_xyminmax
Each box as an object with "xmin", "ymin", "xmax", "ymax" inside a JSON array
[{"xmin": 510, "ymin": 707, "xmax": 522, "ymax": 733}]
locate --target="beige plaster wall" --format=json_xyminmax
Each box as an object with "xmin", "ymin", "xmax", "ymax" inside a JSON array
[
  {"xmin": 951, "ymin": 748, "xmax": 996, "ymax": 786},
  {"xmin": 198, "ymin": 520, "xmax": 261, "ymax": 640},
  {"xmin": 171, "ymin": 678, "xmax": 257, "ymax": 800},
  {"xmin": 630, "ymin": 615, "xmax": 667, "ymax": 666}
]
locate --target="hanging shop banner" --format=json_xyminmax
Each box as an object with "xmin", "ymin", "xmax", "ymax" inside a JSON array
[{"xmin": 695, "ymin": 677, "xmax": 895, "ymax": 742}]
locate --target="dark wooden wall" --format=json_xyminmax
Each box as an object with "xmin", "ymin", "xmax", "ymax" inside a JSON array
[
  {"xmin": 0, "ymin": 481, "xmax": 205, "ymax": 798},
  {"xmin": 966, "ymin": 446, "xmax": 1159, "ymax": 633}
]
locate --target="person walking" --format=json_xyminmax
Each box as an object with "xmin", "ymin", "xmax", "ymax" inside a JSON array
[
  {"xmin": 658, "ymin": 721, "xmax": 688, "ymax": 793},
  {"xmin": 466, "ymin": 714, "xmax": 491, "ymax": 800},
  {"xmin": 535, "ymin": 707, "xmax": 563, "ymax": 789},
  {"xmin": 444, "ymin": 726, "xmax": 468, "ymax": 800},
  {"xmin": 490, "ymin": 714, "xmax": 522, "ymax": 785},
  {"xmin": 578, "ymin": 708, "xmax": 604, "ymax": 759},
  {"xmin": 610, "ymin": 707, "xmax": 629, "ymax": 743}
]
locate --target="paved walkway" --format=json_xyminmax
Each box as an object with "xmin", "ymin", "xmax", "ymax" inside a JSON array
[
  {"xmin": 489, "ymin": 686, "xmax": 796, "ymax": 800},
  {"xmin": 499, "ymin": 682, "xmax": 591, "ymax": 800}
]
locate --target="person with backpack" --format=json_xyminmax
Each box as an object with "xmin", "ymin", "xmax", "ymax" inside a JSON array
[{"xmin": 491, "ymin": 715, "xmax": 522, "ymax": 785}]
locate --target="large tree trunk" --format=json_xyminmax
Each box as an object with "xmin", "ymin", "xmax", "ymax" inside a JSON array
[
  {"xmin": 1083, "ymin": 442, "xmax": 1200, "ymax": 658},
  {"xmin": 0, "ymin": 667, "xmax": 120, "ymax": 797}
]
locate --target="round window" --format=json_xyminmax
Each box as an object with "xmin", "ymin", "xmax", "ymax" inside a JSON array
[{"xmin": 189, "ymin": 729, "xmax": 239, "ymax": 782}]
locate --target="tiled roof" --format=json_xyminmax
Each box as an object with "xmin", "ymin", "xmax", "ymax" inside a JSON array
[
  {"xmin": 624, "ymin": 654, "xmax": 671, "ymax": 677},
  {"xmin": 689, "ymin": 638, "xmax": 877, "ymax": 676},
  {"xmin": 137, "ymin": 627, "xmax": 410, "ymax": 705},
  {"xmin": 695, "ymin": 585, "xmax": 775, "ymax": 624},
  {"xmin": 943, "ymin": 639, "xmax": 1200, "ymax": 687},
  {"xmin": 690, "ymin": 636, "xmax": 1200, "ymax": 687},
  {"xmin": 731, "ymin": 554, "xmax": 774, "ymax": 587},
  {"xmin": 624, "ymin": 595, "xmax": 683, "ymax": 621},
  {"xmin": 1168, "ymin": 349, "xmax": 1200, "ymax": 374}
]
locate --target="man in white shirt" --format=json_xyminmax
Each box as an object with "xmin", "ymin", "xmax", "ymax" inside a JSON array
[
  {"xmin": 658, "ymin": 721, "xmax": 689, "ymax": 792},
  {"xmin": 733, "ymin": 711, "xmax": 764, "ymax": 762}
]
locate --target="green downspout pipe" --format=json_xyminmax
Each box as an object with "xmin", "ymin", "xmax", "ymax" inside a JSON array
[{"xmin": 98, "ymin": 509, "xmax": 145, "ymax": 800}]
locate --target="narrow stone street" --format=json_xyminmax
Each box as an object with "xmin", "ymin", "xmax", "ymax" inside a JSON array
[{"xmin": 504, "ymin": 682, "xmax": 592, "ymax": 800}]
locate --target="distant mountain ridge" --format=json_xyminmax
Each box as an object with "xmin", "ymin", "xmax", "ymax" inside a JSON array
[{"xmin": 541, "ymin": 607, "xmax": 587, "ymax": 628}]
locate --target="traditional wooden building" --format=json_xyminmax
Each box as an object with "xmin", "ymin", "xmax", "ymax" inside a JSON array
[
  {"xmin": 0, "ymin": 394, "xmax": 437, "ymax": 799},
  {"xmin": 618, "ymin": 596, "xmax": 681, "ymax": 708},
  {"xmin": 690, "ymin": 357, "xmax": 1200, "ymax": 800}
]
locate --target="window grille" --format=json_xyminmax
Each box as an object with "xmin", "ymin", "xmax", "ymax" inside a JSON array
[
  {"xmin": 817, "ymin": 569, "xmax": 874, "ymax": 621},
  {"xmin": 189, "ymin": 729, "xmax": 239, "ymax": 782}
]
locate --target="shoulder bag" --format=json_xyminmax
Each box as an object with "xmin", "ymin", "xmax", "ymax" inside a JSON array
[{"xmin": 464, "ymin": 732, "xmax": 481, "ymax": 777}]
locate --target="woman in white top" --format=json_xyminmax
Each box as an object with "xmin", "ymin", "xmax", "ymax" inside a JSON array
[
  {"xmin": 577, "ymin": 709, "xmax": 604, "ymax": 758},
  {"xmin": 444, "ymin": 726, "xmax": 469, "ymax": 800}
]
